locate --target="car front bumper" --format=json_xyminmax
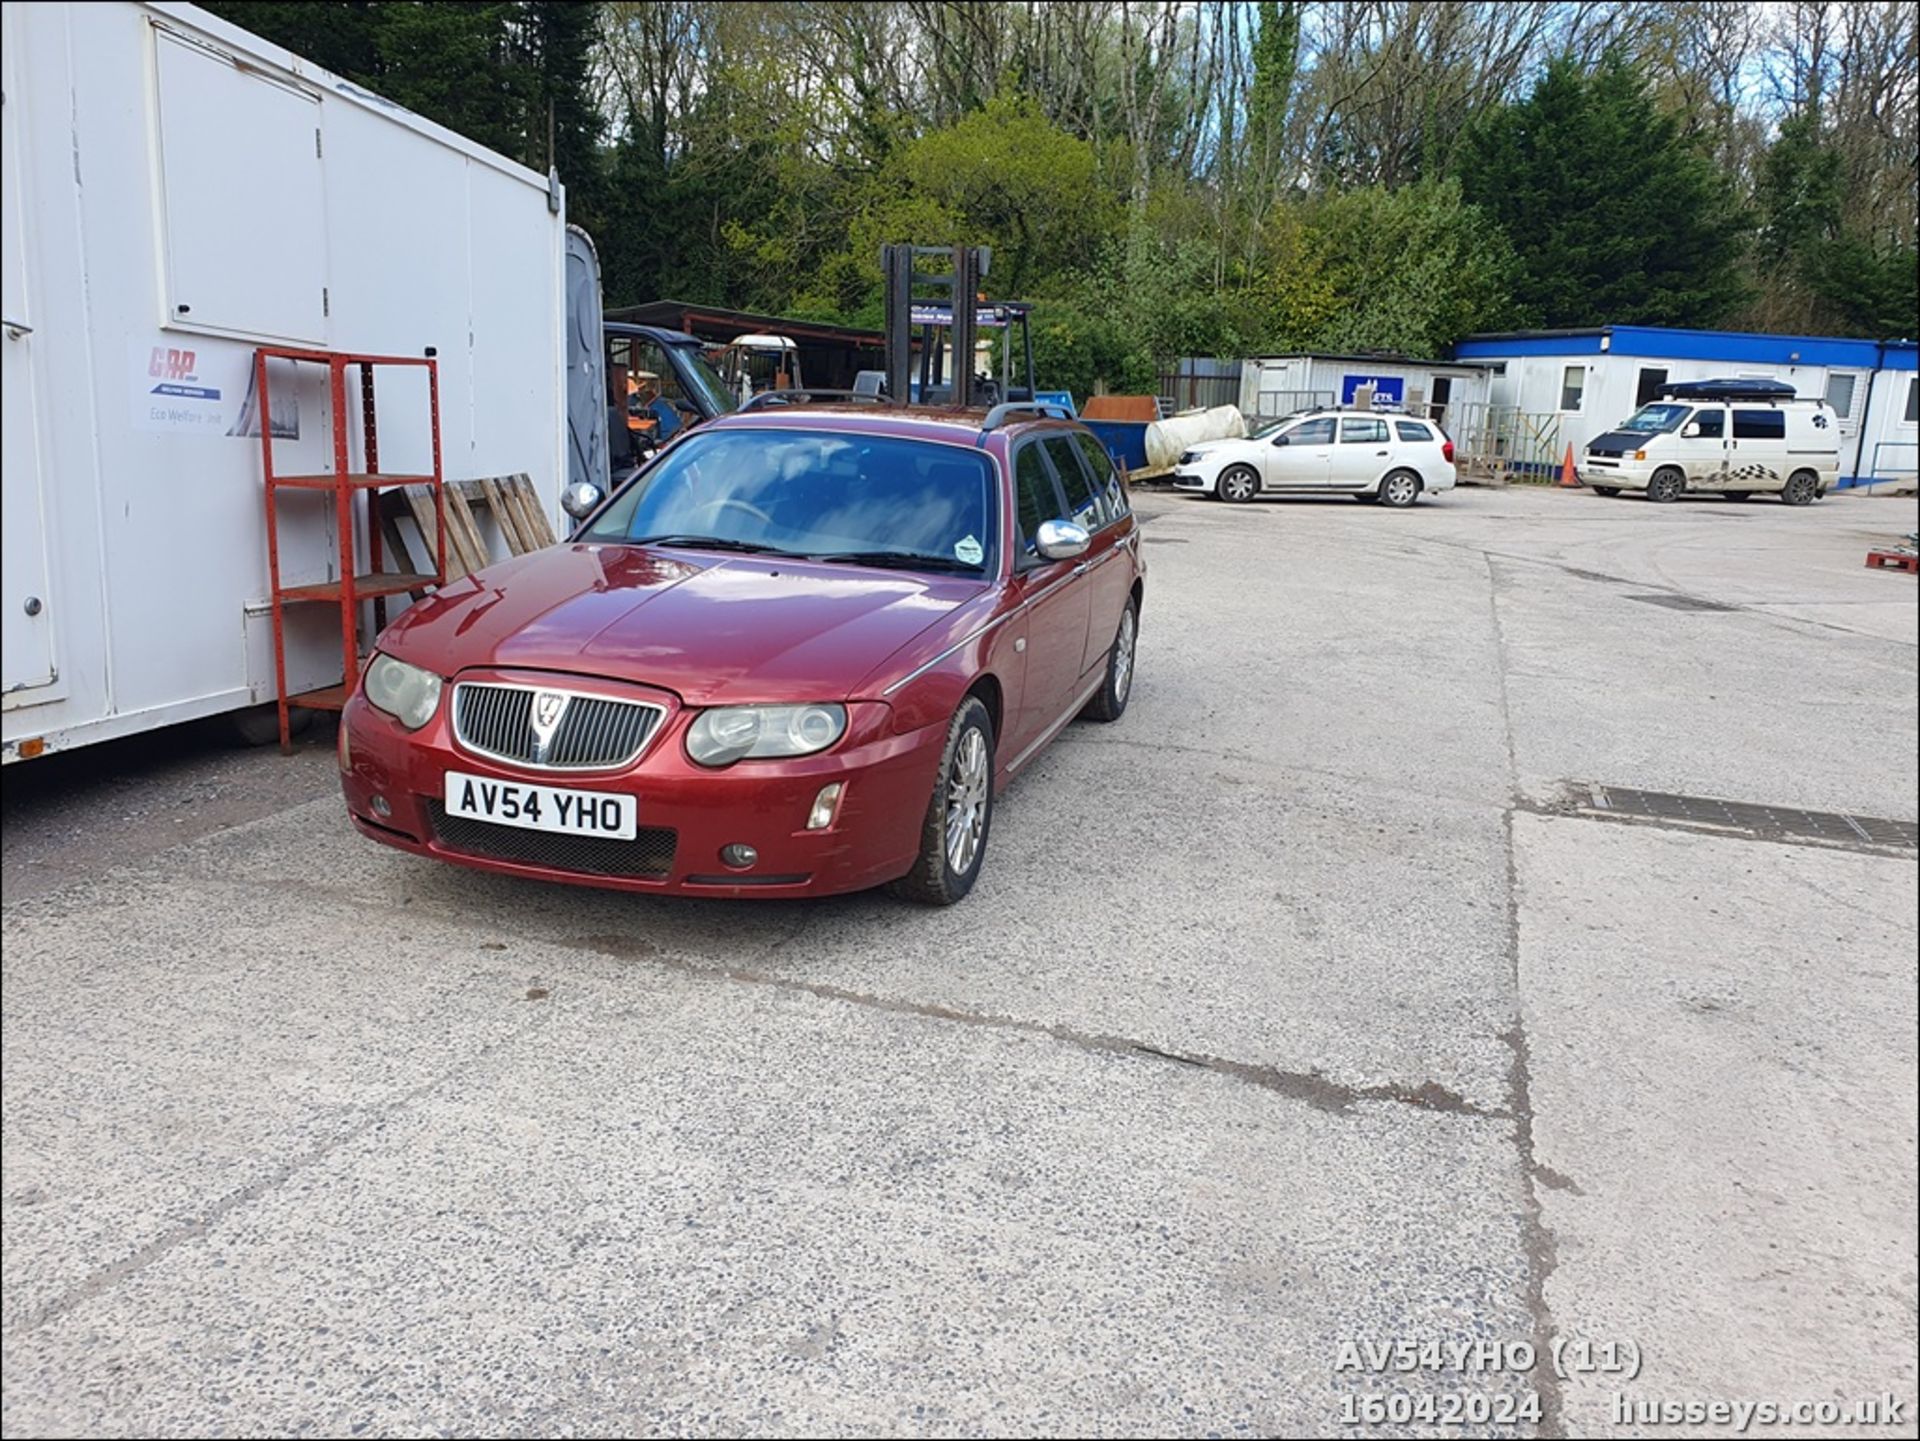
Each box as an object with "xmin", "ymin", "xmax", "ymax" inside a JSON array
[
  {"xmin": 339, "ymin": 671, "xmax": 946, "ymax": 899},
  {"xmin": 1170, "ymin": 468, "xmax": 1216, "ymax": 492}
]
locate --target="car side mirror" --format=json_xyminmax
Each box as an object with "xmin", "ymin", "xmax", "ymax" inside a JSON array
[
  {"xmin": 1035, "ymin": 519, "xmax": 1090, "ymax": 561},
  {"xmin": 1680, "ymin": 422, "xmax": 1700, "ymax": 438},
  {"xmin": 561, "ymin": 482, "xmax": 603, "ymax": 520}
]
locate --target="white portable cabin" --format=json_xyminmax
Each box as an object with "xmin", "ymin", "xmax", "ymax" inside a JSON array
[
  {"xmin": 2, "ymin": 1, "xmax": 566, "ymax": 763},
  {"xmin": 1237, "ymin": 353, "xmax": 1495, "ymax": 430},
  {"xmin": 1452, "ymin": 325, "xmax": 1920, "ymax": 490}
]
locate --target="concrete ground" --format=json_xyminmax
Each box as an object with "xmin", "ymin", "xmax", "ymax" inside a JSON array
[{"xmin": 3, "ymin": 483, "xmax": 1915, "ymax": 1438}]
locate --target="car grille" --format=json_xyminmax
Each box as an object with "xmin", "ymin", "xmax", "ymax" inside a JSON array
[
  {"xmin": 426, "ymin": 802, "xmax": 677, "ymax": 878},
  {"xmin": 453, "ymin": 682, "xmax": 664, "ymax": 769}
]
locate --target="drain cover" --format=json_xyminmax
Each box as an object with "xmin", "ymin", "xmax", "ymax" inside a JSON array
[
  {"xmin": 1627, "ymin": 593, "xmax": 1739, "ymax": 612},
  {"xmin": 1587, "ymin": 785, "xmax": 1918, "ymax": 849}
]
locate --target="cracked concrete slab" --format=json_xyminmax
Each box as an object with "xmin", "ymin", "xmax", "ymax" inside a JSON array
[
  {"xmin": 2, "ymin": 869, "xmax": 1535, "ymax": 1437},
  {"xmin": 1517, "ymin": 813, "xmax": 1918, "ymax": 1436}
]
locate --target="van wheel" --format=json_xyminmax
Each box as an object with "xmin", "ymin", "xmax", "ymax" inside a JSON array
[
  {"xmin": 890, "ymin": 696, "xmax": 995, "ymax": 906},
  {"xmin": 1376, "ymin": 470, "xmax": 1421, "ymax": 508},
  {"xmin": 1781, "ymin": 471, "xmax": 1818, "ymax": 507},
  {"xmin": 1217, "ymin": 466, "xmax": 1259, "ymax": 503},
  {"xmin": 1646, "ymin": 467, "xmax": 1685, "ymax": 503},
  {"xmin": 1592, "ymin": 486, "xmax": 1620, "ymax": 498}
]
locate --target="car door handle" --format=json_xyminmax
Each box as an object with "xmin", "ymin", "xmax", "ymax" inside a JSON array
[{"xmin": 1375, "ymin": 450, "xmax": 1389, "ymax": 456}]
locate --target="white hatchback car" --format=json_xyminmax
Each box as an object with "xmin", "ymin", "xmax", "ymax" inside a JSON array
[{"xmin": 1171, "ymin": 410, "xmax": 1458, "ymax": 507}]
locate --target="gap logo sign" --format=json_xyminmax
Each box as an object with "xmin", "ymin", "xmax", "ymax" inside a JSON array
[{"xmin": 149, "ymin": 346, "xmax": 218, "ymax": 400}]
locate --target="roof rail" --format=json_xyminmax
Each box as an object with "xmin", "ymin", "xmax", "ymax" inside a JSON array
[
  {"xmin": 737, "ymin": 388, "xmax": 890, "ymax": 413},
  {"xmin": 980, "ymin": 400, "xmax": 1075, "ymax": 432}
]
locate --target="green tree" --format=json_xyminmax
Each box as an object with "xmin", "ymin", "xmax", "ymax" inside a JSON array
[
  {"xmin": 1456, "ymin": 54, "xmax": 1751, "ymax": 328},
  {"xmin": 1302, "ymin": 179, "xmax": 1520, "ymax": 356},
  {"xmin": 894, "ymin": 97, "xmax": 1114, "ymax": 296},
  {"xmin": 1754, "ymin": 107, "xmax": 1918, "ymax": 337}
]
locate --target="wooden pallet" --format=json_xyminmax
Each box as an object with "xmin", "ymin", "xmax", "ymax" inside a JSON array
[
  {"xmin": 378, "ymin": 473, "xmax": 557, "ymax": 585},
  {"xmin": 1865, "ymin": 548, "xmax": 1919, "ymax": 575}
]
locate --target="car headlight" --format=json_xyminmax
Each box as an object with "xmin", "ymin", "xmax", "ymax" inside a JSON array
[
  {"xmin": 362, "ymin": 653, "xmax": 443, "ymax": 731},
  {"xmin": 686, "ymin": 704, "xmax": 847, "ymax": 767},
  {"xmin": 1179, "ymin": 450, "xmax": 1197, "ymax": 464}
]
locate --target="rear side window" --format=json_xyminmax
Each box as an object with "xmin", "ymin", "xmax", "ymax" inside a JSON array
[
  {"xmin": 1394, "ymin": 421, "xmax": 1433, "ymax": 443},
  {"xmin": 1041, "ymin": 435, "xmax": 1102, "ymax": 530},
  {"xmin": 1013, "ymin": 443, "xmax": 1063, "ymax": 563},
  {"xmin": 1691, "ymin": 408, "xmax": 1725, "ymax": 439},
  {"xmin": 1732, "ymin": 409, "xmax": 1786, "ymax": 440},
  {"xmin": 1340, "ymin": 417, "xmax": 1389, "ymax": 444},
  {"xmin": 1072, "ymin": 431, "xmax": 1129, "ymax": 523}
]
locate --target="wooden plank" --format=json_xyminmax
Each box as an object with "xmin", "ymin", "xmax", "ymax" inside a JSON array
[
  {"xmin": 506, "ymin": 473, "xmax": 556, "ymax": 549},
  {"xmin": 401, "ymin": 486, "xmax": 448, "ymax": 577},
  {"xmin": 443, "ymin": 487, "xmax": 490, "ymax": 577},
  {"xmin": 477, "ymin": 475, "xmax": 528, "ymax": 554}
]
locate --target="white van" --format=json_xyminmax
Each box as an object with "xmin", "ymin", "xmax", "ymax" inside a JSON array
[{"xmin": 1580, "ymin": 380, "xmax": 1840, "ymax": 504}]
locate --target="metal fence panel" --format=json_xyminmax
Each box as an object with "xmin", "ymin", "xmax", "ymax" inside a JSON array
[
  {"xmin": 1158, "ymin": 359, "xmax": 1244, "ymax": 413},
  {"xmin": 1445, "ymin": 402, "xmax": 1566, "ymax": 484}
]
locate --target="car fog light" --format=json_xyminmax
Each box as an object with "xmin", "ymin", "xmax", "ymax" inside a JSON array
[
  {"xmin": 807, "ymin": 782, "xmax": 844, "ymax": 831},
  {"xmin": 720, "ymin": 843, "xmax": 758, "ymax": 870},
  {"xmin": 371, "ymin": 794, "xmax": 391, "ymax": 819}
]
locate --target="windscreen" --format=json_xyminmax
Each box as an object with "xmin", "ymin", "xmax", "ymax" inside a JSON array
[
  {"xmin": 1618, "ymin": 403, "xmax": 1689, "ymax": 434},
  {"xmin": 582, "ymin": 428, "xmax": 997, "ymax": 574},
  {"xmin": 676, "ymin": 347, "xmax": 738, "ymax": 416}
]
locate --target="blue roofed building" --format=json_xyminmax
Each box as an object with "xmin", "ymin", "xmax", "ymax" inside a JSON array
[{"xmin": 1452, "ymin": 325, "xmax": 1919, "ymax": 489}]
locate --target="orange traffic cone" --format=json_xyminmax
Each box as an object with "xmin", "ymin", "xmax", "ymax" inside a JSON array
[{"xmin": 1559, "ymin": 443, "xmax": 1580, "ymax": 488}]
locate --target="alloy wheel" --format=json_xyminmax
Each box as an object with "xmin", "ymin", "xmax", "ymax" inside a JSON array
[{"xmin": 944, "ymin": 727, "xmax": 989, "ymax": 874}]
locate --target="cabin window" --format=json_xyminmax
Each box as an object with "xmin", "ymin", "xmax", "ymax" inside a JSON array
[
  {"xmin": 1560, "ymin": 366, "xmax": 1586, "ymax": 412},
  {"xmin": 1906, "ymin": 377, "xmax": 1918, "ymax": 424},
  {"xmin": 1823, "ymin": 373, "xmax": 1857, "ymax": 419}
]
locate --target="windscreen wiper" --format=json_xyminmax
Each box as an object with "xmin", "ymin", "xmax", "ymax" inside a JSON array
[
  {"xmin": 631, "ymin": 534, "xmax": 798, "ymax": 556},
  {"xmin": 808, "ymin": 550, "xmax": 984, "ymax": 574}
]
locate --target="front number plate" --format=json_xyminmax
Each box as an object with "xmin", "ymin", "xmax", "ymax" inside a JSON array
[{"xmin": 443, "ymin": 770, "xmax": 637, "ymax": 840}]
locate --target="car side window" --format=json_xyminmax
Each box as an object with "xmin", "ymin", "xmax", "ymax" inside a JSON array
[
  {"xmin": 1339, "ymin": 417, "xmax": 1389, "ymax": 444},
  {"xmin": 1072, "ymin": 431, "xmax": 1129, "ymax": 523},
  {"xmin": 1285, "ymin": 417, "xmax": 1335, "ymax": 445},
  {"xmin": 1731, "ymin": 409, "xmax": 1784, "ymax": 440},
  {"xmin": 1394, "ymin": 421, "xmax": 1433, "ymax": 443},
  {"xmin": 1041, "ymin": 435, "xmax": 1102, "ymax": 531},
  {"xmin": 1014, "ymin": 442, "xmax": 1065, "ymax": 565},
  {"xmin": 1691, "ymin": 408, "xmax": 1725, "ymax": 439}
]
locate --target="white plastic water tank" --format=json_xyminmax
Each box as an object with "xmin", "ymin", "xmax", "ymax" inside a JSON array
[{"xmin": 1144, "ymin": 406, "xmax": 1247, "ymax": 470}]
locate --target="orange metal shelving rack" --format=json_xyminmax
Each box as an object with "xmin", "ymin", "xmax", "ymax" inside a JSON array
[{"xmin": 257, "ymin": 347, "xmax": 445, "ymax": 753}]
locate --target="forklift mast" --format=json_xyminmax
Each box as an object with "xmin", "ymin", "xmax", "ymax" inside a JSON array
[{"xmin": 880, "ymin": 244, "xmax": 1034, "ymax": 408}]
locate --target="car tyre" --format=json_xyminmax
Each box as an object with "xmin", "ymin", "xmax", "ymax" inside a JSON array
[
  {"xmin": 1217, "ymin": 465, "xmax": 1259, "ymax": 503},
  {"xmin": 1376, "ymin": 469, "xmax": 1421, "ymax": 508},
  {"xmin": 1781, "ymin": 470, "xmax": 1818, "ymax": 506},
  {"xmin": 1081, "ymin": 597, "xmax": 1139, "ymax": 723},
  {"xmin": 1646, "ymin": 467, "xmax": 1685, "ymax": 503},
  {"xmin": 890, "ymin": 695, "xmax": 996, "ymax": 907},
  {"xmin": 1592, "ymin": 486, "xmax": 1620, "ymax": 497}
]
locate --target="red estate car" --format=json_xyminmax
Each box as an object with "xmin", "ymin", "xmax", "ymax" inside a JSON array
[{"xmin": 338, "ymin": 400, "xmax": 1145, "ymax": 904}]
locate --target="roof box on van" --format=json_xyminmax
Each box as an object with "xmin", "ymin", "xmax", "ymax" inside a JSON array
[{"xmin": 1659, "ymin": 378, "xmax": 1799, "ymax": 403}]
